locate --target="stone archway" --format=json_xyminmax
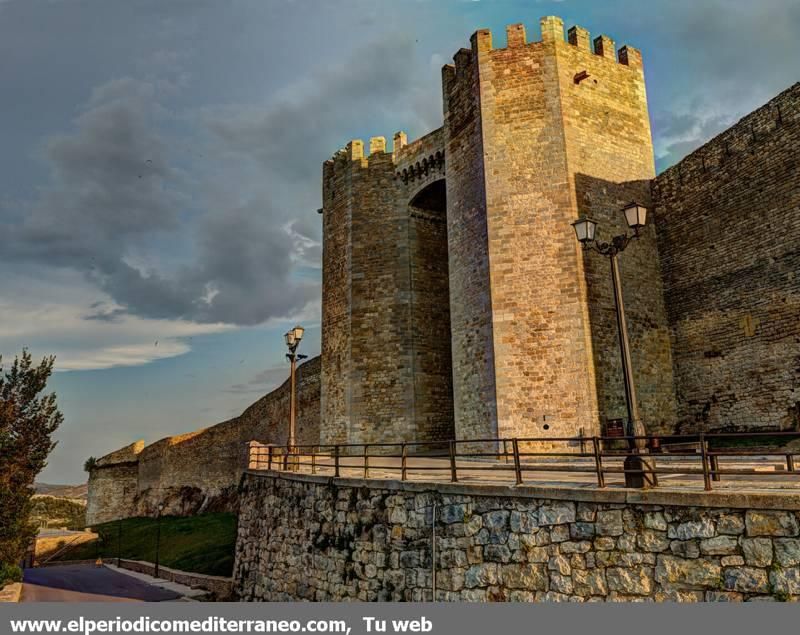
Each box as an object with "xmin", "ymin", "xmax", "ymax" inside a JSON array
[{"xmin": 406, "ymin": 178, "xmax": 454, "ymax": 442}]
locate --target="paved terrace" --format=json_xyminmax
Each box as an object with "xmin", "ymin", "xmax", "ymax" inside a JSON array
[{"xmin": 248, "ymin": 449, "xmax": 800, "ymax": 494}]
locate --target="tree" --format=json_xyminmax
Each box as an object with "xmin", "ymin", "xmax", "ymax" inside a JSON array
[
  {"xmin": 0, "ymin": 350, "xmax": 63, "ymax": 573},
  {"xmin": 83, "ymin": 456, "xmax": 97, "ymax": 472}
]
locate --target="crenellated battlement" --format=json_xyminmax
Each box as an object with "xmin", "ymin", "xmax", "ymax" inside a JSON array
[
  {"xmin": 567, "ymin": 25, "xmax": 590, "ymax": 51},
  {"xmin": 443, "ymin": 16, "xmax": 643, "ymax": 75},
  {"xmin": 393, "ymin": 127, "xmax": 445, "ymax": 186},
  {"xmin": 321, "ymin": 137, "xmax": 394, "ymax": 210},
  {"xmin": 324, "ymin": 135, "xmax": 398, "ymax": 168},
  {"xmin": 323, "ymin": 127, "xmax": 445, "ymax": 182}
]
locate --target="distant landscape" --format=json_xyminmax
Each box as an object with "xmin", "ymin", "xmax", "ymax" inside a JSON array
[
  {"xmin": 30, "ymin": 483, "xmax": 88, "ymax": 531},
  {"xmin": 34, "ymin": 483, "xmax": 88, "ymax": 501}
]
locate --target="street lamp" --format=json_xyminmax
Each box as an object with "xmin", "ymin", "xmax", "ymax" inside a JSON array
[
  {"xmin": 284, "ymin": 325, "xmax": 308, "ymax": 471},
  {"xmin": 571, "ymin": 202, "xmax": 655, "ymax": 489},
  {"xmin": 154, "ymin": 503, "xmax": 164, "ymax": 578}
]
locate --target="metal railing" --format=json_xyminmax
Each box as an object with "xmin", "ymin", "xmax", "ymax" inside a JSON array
[{"xmin": 246, "ymin": 431, "xmax": 800, "ymax": 491}]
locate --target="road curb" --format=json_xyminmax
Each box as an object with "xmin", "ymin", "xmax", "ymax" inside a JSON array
[{"xmin": 106, "ymin": 564, "xmax": 214, "ymax": 601}]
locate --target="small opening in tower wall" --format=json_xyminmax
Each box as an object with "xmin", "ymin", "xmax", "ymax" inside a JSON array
[{"xmin": 543, "ymin": 424, "xmax": 550, "ymax": 431}]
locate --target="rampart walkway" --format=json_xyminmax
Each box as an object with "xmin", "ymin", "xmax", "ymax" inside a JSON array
[{"xmin": 248, "ymin": 434, "xmax": 800, "ymax": 494}]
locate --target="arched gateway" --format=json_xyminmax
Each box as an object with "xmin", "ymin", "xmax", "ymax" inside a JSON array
[{"xmin": 319, "ymin": 130, "xmax": 455, "ymax": 446}]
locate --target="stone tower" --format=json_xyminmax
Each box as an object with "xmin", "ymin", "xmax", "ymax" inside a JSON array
[
  {"xmin": 320, "ymin": 132, "xmax": 454, "ymax": 446},
  {"xmin": 320, "ymin": 16, "xmax": 677, "ymax": 447},
  {"xmin": 443, "ymin": 17, "xmax": 675, "ymax": 443}
]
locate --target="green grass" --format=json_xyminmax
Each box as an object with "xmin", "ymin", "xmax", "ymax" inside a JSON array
[
  {"xmin": 54, "ymin": 513, "xmax": 237, "ymax": 577},
  {"xmin": 709, "ymin": 435, "xmax": 800, "ymax": 450},
  {"xmin": 652, "ymin": 434, "xmax": 800, "ymax": 451}
]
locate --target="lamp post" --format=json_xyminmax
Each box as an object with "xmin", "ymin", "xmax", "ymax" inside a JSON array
[
  {"xmin": 284, "ymin": 325, "xmax": 308, "ymax": 470},
  {"xmin": 571, "ymin": 202, "xmax": 655, "ymax": 489},
  {"xmin": 154, "ymin": 503, "xmax": 164, "ymax": 578}
]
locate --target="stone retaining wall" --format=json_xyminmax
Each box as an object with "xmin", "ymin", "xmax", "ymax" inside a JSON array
[
  {"xmin": 115, "ymin": 560, "xmax": 232, "ymax": 600},
  {"xmin": 234, "ymin": 472, "xmax": 800, "ymax": 602}
]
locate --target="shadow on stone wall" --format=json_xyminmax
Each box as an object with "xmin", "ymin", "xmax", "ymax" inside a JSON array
[{"xmin": 573, "ymin": 173, "xmax": 677, "ymax": 436}]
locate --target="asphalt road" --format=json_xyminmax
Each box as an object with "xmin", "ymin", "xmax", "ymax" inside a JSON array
[{"xmin": 22, "ymin": 565, "xmax": 181, "ymax": 602}]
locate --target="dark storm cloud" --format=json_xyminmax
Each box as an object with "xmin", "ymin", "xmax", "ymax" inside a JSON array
[
  {"xmin": 633, "ymin": 0, "xmax": 800, "ymax": 170},
  {"xmin": 82, "ymin": 201, "xmax": 319, "ymax": 326},
  {"xmin": 652, "ymin": 110, "xmax": 736, "ymax": 173},
  {"xmin": 6, "ymin": 78, "xmax": 179, "ymax": 268},
  {"xmin": 0, "ymin": 25, "xmax": 438, "ymax": 326},
  {"xmin": 201, "ymin": 32, "xmax": 441, "ymax": 184},
  {"xmin": 0, "ymin": 73, "xmax": 316, "ymax": 326}
]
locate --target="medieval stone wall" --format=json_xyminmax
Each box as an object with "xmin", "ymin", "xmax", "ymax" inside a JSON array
[
  {"xmin": 86, "ymin": 357, "xmax": 321, "ymax": 525},
  {"xmin": 235, "ymin": 471, "xmax": 800, "ymax": 602},
  {"xmin": 440, "ymin": 18, "xmax": 672, "ymax": 443},
  {"xmin": 321, "ymin": 130, "xmax": 454, "ymax": 448},
  {"xmin": 441, "ymin": 35, "xmax": 498, "ymax": 444},
  {"xmin": 320, "ymin": 149, "xmax": 353, "ymax": 446},
  {"xmin": 348, "ymin": 144, "xmax": 415, "ymax": 446},
  {"xmin": 321, "ymin": 142, "xmax": 413, "ymax": 446},
  {"xmin": 85, "ymin": 441, "xmax": 143, "ymax": 525},
  {"xmin": 466, "ymin": 20, "xmax": 593, "ymax": 443},
  {"xmin": 653, "ymin": 83, "xmax": 800, "ymax": 433},
  {"xmin": 557, "ymin": 25, "xmax": 678, "ymax": 435}
]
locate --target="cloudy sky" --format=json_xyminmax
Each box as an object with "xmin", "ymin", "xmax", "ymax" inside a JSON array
[{"xmin": 1, "ymin": 0, "xmax": 798, "ymax": 484}]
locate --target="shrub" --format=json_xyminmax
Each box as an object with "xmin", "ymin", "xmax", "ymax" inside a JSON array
[{"xmin": 0, "ymin": 562, "xmax": 23, "ymax": 588}]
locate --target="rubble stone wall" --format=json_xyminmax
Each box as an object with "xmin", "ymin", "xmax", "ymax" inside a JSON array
[{"xmin": 234, "ymin": 471, "xmax": 800, "ymax": 602}]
